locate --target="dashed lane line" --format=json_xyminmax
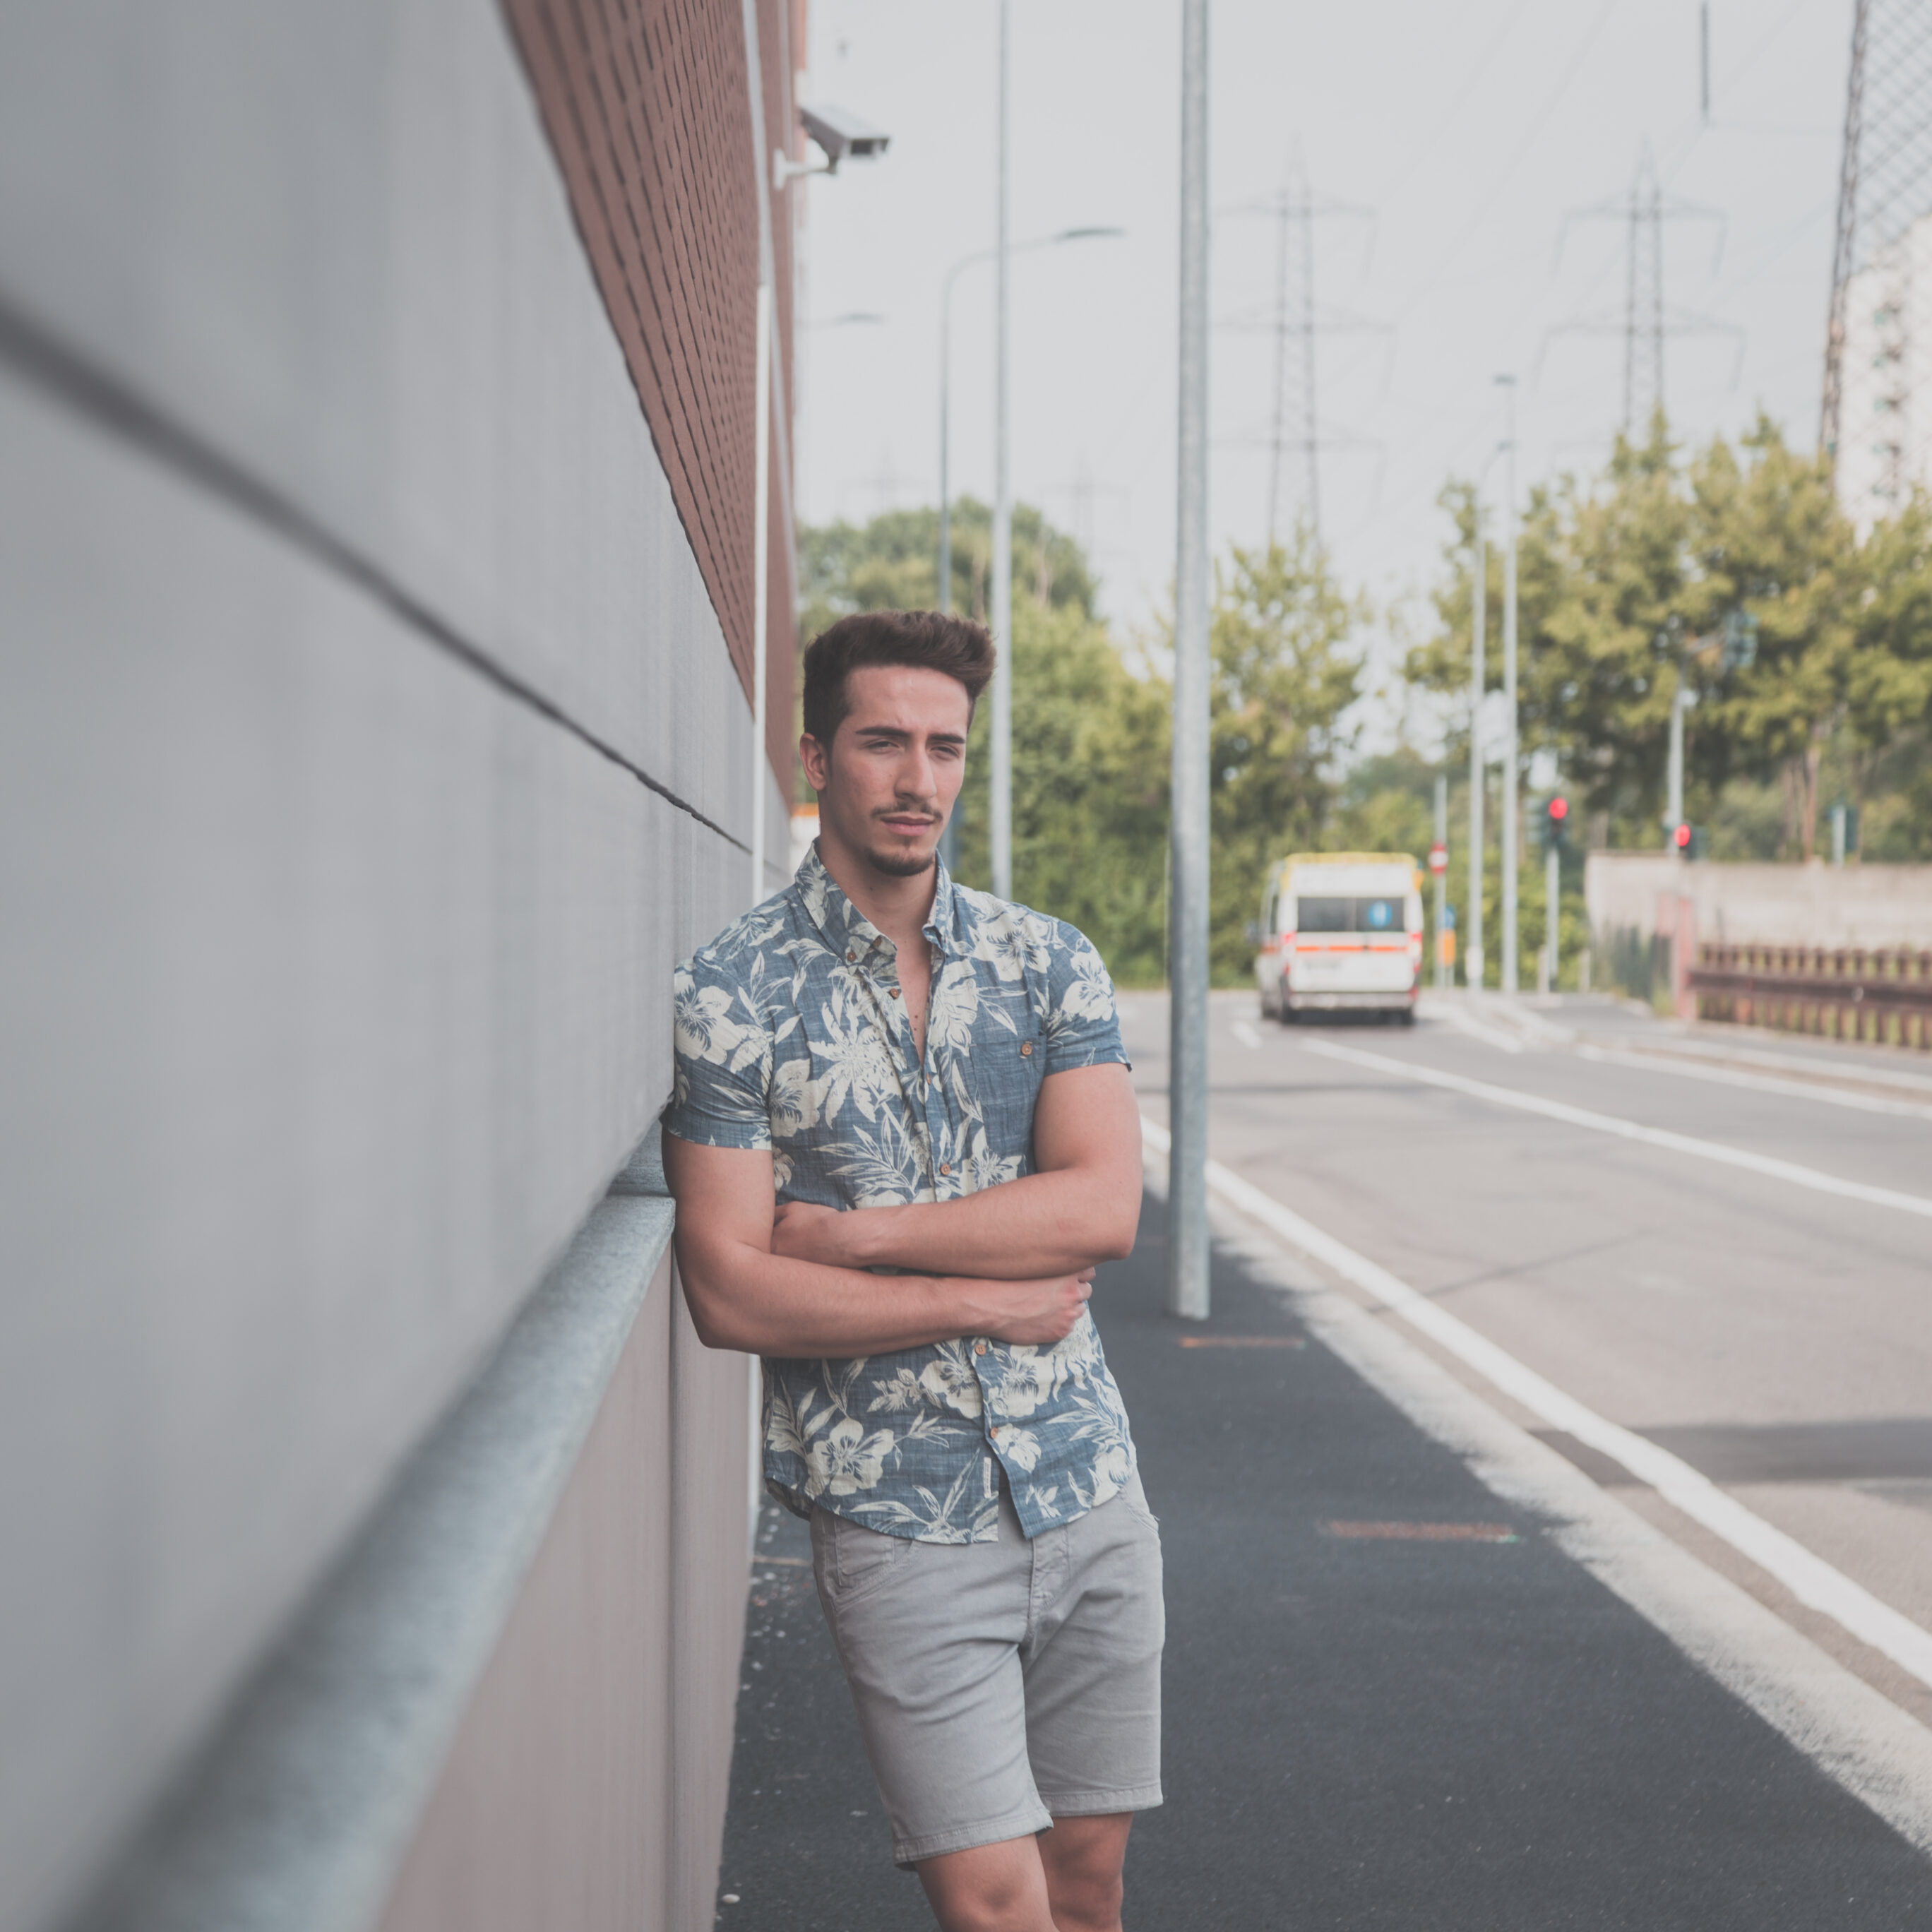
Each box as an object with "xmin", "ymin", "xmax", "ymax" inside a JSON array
[
  {"xmin": 1138, "ymin": 1114, "xmax": 1932, "ymax": 1698},
  {"xmin": 1300, "ymin": 1036, "xmax": 1932, "ymax": 1224}
]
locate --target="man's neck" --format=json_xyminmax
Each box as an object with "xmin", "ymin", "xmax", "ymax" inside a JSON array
[{"xmin": 815, "ymin": 825, "xmax": 938, "ymax": 954}]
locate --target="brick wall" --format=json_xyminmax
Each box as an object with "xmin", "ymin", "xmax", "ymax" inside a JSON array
[{"xmin": 505, "ymin": 0, "xmax": 799, "ymax": 787}]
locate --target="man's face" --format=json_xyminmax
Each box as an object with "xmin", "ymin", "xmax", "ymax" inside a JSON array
[{"xmin": 800, "ymin": 664, "xmax": 970, "ymax": 879}]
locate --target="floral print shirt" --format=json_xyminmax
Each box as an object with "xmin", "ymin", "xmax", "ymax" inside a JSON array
[{"xmin": 662, "ymin": 845, "xmax": 1139, "ymax": 1542}]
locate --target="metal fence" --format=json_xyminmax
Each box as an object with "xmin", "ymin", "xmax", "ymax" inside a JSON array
[{"xmin": 1688, "ymin": 943, "xmax": 1932, "ymax": 1049}]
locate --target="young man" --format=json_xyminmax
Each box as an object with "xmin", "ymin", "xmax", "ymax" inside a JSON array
[{"xmin": 662, "ymin": 609, "xmax": 1162, "ymax": 1932}]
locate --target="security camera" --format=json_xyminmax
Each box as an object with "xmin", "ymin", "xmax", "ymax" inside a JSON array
[{"xmin": 798, "ymin": 104, "xmax": 890, "ymax": 172}]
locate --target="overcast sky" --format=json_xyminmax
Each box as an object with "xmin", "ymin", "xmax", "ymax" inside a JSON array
[{"xmin": 795, "ymin": 0, "xmax": 1849, "ymax": 741}]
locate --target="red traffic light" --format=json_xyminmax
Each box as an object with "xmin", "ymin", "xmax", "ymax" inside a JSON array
[
  {"xmin": 1673, "ymin": 822, "xmax": 1691, "ymax": 849},
  {"xmin": 1547, "ymin": 796, "xmax": 1568, "ymax": 821}
]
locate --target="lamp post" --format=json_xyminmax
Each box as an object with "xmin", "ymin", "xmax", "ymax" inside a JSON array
[
  {"xmin": 1496, "ymin": 374, "xmax": 1520, "ymax": 996},
  {"xmin": 934, "ymin": 229, "xmax": 1121, "ymax": 882},
  {"xmin": 1467, "ymin": 435, "xmax": 1509, "ymax": 991},
  {"xmin": 1169, "ymin": 0, "xmax": 1210, "ymax": 1323},
  {"xmin": 937, "ymin": 230, "xmax": 1123, "ymax": 619}
]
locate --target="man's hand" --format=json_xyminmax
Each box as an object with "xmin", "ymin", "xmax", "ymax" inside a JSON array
[{"xmin": 973, "ymin": 1269, "xmax": 1095, "ymax": 1346}]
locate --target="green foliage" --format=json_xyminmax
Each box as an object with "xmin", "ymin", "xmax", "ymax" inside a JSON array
[{"xmin": 1407, "ymin": 410, "xmax": 1932, "ymax": 862}]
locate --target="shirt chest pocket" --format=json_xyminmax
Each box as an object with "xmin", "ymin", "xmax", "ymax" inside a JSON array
[{"xmin": 974, "ymin": 1008, "xmax": 1046, "ymax": 1167}]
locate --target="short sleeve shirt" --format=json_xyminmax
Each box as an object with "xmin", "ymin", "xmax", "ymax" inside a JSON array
[{"xmin": 662, "ymin": 845, "xmax": 1139, "ymax": 1542}]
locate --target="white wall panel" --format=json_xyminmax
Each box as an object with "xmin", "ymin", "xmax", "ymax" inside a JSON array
[
  {"xmin": 0, "ymin": 367, "xmax": 743, "ymax": 1932},
  {"xmin": 0, "ymin": 0, "xmax": 750, "ymax": 839}
]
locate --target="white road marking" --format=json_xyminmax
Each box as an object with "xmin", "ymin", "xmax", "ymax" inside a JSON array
[
  {"xmin": 1136, "ymin": 1129, "xmax": 1932, "ymax": 1853},
  {"xmin": 1138, "ymin": 1115, "xmax": 1932, "ymax": 1698},
  {"xmin": 1230, "ymin": 1018, "xmax": 1265, "ymax": 1049},
  {"xmin": 1579, "ymin": 1042, "xmax": 1932, "ymax": 1123},
  {"xmin": 1301, "ymin": 1037, "xmax": 1932, "ymax": 1223},
  {"xmin": 1431, "ymin": 1004, "xmax": 1527, "ymax": 1054}
]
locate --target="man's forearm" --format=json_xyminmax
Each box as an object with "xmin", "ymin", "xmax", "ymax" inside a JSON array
[
  {"xmin": 834, "ymin": 1169, "xmax": 1138, "ymax": 1280},
  {"xmin": 676, "ymin": 1232, "xmax": 1054, "ymax": 1357}
]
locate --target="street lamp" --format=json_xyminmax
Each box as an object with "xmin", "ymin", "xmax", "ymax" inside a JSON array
[
  {"xmin": 936, "ymin": 225, "xmax": 1122, "ymax": 881},
  {"xmin": 1467, "ymin": 433, "xmax": 1510, "ymax": 993},
  {"xmin": 1496, "ymin": 373, "xmax": 1520, "ymax": 996},
  {"xmin": 936, "ymin": 228, "xmax": 1125, "ymax": 616}
]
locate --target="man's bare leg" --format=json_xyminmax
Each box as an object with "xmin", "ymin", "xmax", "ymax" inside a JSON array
[
  {"xmin": 916, "ymin": 1835, "xmax": 1056, "ymax": 1932},
  {"xmin": 1039, "ymin": 1814, "xmax": 1133, "ymax": 1932},
  {"xmin": 916, "ymin": 1816, "xmax": 1134, "ymax": 1932}
]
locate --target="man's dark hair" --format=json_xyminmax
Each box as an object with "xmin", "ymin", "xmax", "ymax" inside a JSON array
[{"xmin": 801, "ymin": 610, "xmax": 996, "ymax": 749}]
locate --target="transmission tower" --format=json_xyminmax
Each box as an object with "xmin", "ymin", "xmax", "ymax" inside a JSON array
[
  {"xmin": 1544, "ymin": 148, "xmax": 1741, "ymax": 439},
  {"xmin": 1221, "ymin": 166, "xmax": 1389, "ymax": 546},
  {"xmin": 1820, "ymin": 0, "xmax": 1932, "ymax": 525}
]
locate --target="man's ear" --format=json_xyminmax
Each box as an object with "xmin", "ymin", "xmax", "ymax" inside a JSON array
[{"xmin": 799, "ymin": 732, "xmax": 830, "ymax": 792}]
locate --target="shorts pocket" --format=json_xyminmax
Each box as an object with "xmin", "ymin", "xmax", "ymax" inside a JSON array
[{"xmin": 814, "ymin": 1510, "xmax": 917, "ymax": 1609}]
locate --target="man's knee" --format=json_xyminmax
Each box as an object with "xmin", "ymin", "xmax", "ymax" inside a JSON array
[
  {"xmin": 916, "ymin": 1835, "xmax": 1055, "ymax": 1932},
  {"xmin": 1039, "ymin": 1815, "xmax": 1131, "ymax": 1932}
]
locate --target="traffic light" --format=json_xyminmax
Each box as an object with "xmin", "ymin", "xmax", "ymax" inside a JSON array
[
  {"xmin": 1543, "ymin": 794, "xmax": 1569, "ymax": 852},
  {"xmin": 1671, "ymin": 821, "xmax": 1691, "ymax": 852}
]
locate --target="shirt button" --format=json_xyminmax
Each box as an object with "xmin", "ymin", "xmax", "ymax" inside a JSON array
[
  {"xmin": 889, "ymin": 986, "xmax": 900, "ymax": 999},
  {"xmin": 973, "ymin": 1341, "xmax": 987, "ymax": 1356},
  {"xmin": 938, "ymin": 1161, "xmax": 951, "ymax": 1176},
  {"xmin": 846, "ymin": 950, "xmax": 856, "ymax": 963},
  {"xmin": 1020, "ymin": 1042, "xmax": 1033, "ymax": 1057}
]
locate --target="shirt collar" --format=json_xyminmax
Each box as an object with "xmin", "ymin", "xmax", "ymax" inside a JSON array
[{"xmin": 795, "ymin": 842, "xmax": 965, "ymax": 961}]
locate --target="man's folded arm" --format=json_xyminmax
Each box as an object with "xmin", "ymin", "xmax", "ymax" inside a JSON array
[
  {"xmin": 770, "ymin": 1063, "xmax": 1143, "ymax": 1281},
  {"xmin": 662, "ymin": 1133, "xmax": 1092, "ymax": 1355}
]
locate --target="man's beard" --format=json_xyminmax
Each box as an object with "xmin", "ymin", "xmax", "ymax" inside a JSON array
[{"xmin": 866, "ymin": 838, "xmax": 938, "ymax": 879}]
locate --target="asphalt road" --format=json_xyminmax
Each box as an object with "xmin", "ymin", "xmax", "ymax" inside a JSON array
[
  {"xmin": 712, "ymin": 991, "xmax": 1932, "ymax": 1926},
  {"xmin": 1121, "ymin": 987, "xmax": 1932, "ymax": 1732}
]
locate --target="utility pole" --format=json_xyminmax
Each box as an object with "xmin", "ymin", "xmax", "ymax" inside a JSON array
[
  {"xmin": 1466, "ymin": 487, "xmax": 1486, "ymax": 991},
  {"xmin": 989, "ymin": 0, "xmax": 1013, "ymax": 899},
  {"xmin": 1168, "ymin": 0, "xmax": 1210, "ymax": 1323},
  {"xmin": 1433, "ymin": 771, "xmax": 1449, "ymax": 991},
  {"xmin": 1498, "ymin": 374, "xmax": 1519, "ymax": 996}
]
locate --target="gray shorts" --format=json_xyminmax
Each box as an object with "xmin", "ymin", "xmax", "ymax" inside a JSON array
[{"xmin": 809, "ymin": 1471, "xmax": 1166, "ymax": 1868}]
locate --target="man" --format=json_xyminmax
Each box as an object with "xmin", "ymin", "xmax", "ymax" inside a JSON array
[{"xmin": 663, "ymin": 608, "xmax": 1162, "ymax": 1932}]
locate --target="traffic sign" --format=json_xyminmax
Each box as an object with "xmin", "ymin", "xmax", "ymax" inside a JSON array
[{"xmin": 1426, "ymin": 842, "xmax": 1448, "ymax": 875}]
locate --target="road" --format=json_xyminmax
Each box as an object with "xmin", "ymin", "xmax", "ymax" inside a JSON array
[{"xmin": 1124, "ymin": 986, "xmax": 1932, "ymax": 1733}]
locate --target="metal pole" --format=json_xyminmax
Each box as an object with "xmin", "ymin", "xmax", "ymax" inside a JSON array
[
  {"xmin": 1433, "ymin": 771, "xmax": 1448, "ymax": 991},
  {"xmin": 749, "ymin": 280, "xmax": 773, "ymax": 907},
  {"xmin": 989, "ymin": 0, "xmax": 1014, "ymax": 900},
  {"xmin": 1168, "ymin": 0, "xmax": 1210, "ymax": 1323},
  {"xmin": 938, "ymin": 282, "xmax": 953, "ymax": 616},
  {"xmin": 1498, "ymin": 375, "xmax": 1519, "ymax": 994},
  {"xmin": 1466, "ymin": 516, "xmax": 1486, "ymax": 991},
  {"xmin": 1545, "ymin": 837, "xmax": 1560, "ymax": 992},
  {"xmin": 1666, "ymin": 677, "xmax": 1686, "ymax": 839}
]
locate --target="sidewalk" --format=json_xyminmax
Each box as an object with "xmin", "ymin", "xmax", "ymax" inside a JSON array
[{"xmin": 712, "ymin": 1190, "xmax": 1932, "ymax": 1928}]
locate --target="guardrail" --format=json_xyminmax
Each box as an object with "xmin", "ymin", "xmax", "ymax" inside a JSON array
[{"xmin": 1688, "ymin": 943, "xmax": 1932, "ymax": 1050}]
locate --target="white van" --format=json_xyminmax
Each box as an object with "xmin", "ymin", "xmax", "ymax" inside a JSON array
[{"xmin": 1255, "ymin": 852, "xmax": 1423, "ymax": 1022}]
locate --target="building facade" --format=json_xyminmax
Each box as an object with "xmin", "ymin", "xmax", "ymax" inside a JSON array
[{"xmin": 0, "ymin": 4, "xmax": 802, "ymax": 1928}]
